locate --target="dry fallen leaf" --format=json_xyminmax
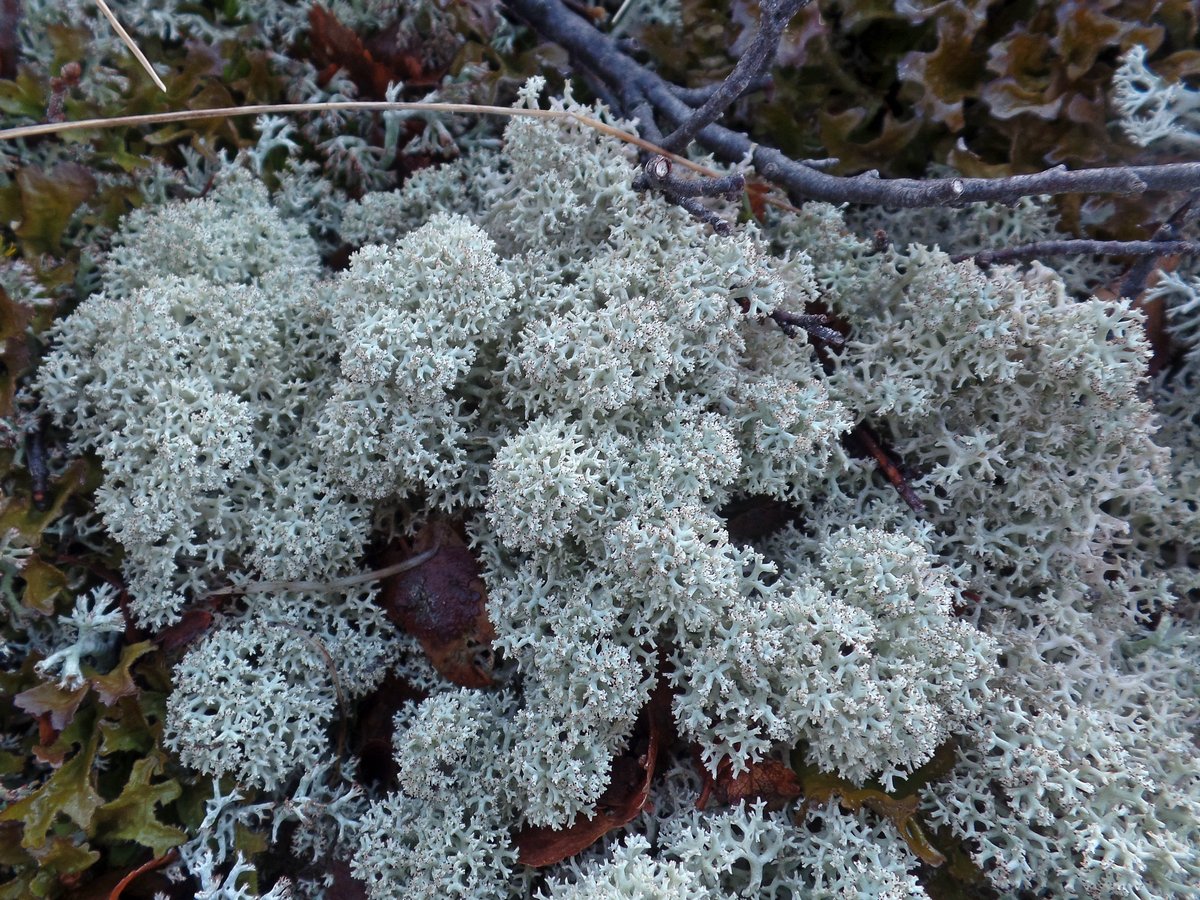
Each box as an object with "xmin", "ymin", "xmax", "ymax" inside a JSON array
[
  {"xmin": 695, "ymin": 753, "xmax": 802, "ymax": 812},
  {"xmin": 308, "ymin": 4, "xmax": 410, "ymax": 97},
  {"xmin": 378, "ymin": 517, "xmax": 496, "ymax": 687}
]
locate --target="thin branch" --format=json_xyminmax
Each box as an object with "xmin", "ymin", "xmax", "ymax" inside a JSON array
[
  {"xmin": 797, "ymin": 156, "xmax": 840, "ymax": 171},
  {"xmin": 204, "ymin": 541, "xmax": 441, "ymax": 599},
  {"xmin": 1119, "ymin": 192, "xmax": 1200, "ymax": 298},
  {"xmin": 24, "ymin": 422, "xmax": 48, "ymax": 511},
  {"xmin": 952, "ymin": 239, "xmax": 1200, "ymax": 266},
  {"xmin": 0, "ymin": 96, "xmax": 807, "ymax": 223},
  {"xmin": 0, "ymin": 99, "xmax": 648, "ymax": 149},
  {"xmin": 577, "ymin": 63, "xmax": 623, "ymax": 117},
  {"xmin": 637, "ymin": 154, "xmax": 744, "ymax": 199},
  {"xmin": 108, "ymin": 849, "xmax": 179, "ymax": 900},
  {"xmin": 610, "ymin": 0, "xmax": 637, "ymax": 27},
  {"xmin": 659, "ymin": 0, "xmax": 810, "ymax": 152},
  {"xmin": 630, "ymin": 98, "xmax": 664, "ymax": 144},
  {"xmin": 94, "ymin": 0, "xmax": 166, "ymax": 92},
  {"xmin": 674, "ymin": 195, "xmax": 735, "ymax": 234},
  {"xmin": 769, "ymin": 309, "xmax": 846, "ymax": 346},
  {"xmin": 634, "ymin": 155, "xmax": 747, "ymax": 232},
  {"xmin": 851, "ymin": 424, "xmax": 926, "ymax": 515},
  {"xmin": 671, "ymin": 77, "xmax": 773, "ymax": 107},
  {"xmin": 504, "ymin": 0, "xmax": 1200, "ymax": 209}
]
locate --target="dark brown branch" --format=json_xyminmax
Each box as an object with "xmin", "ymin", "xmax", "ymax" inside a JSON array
[
  {"xmin": 674, "ymin": 195, "xmax": 735, "ymax": 234},
  {"xmin": 852, "ymin": 425, "xmax": 926, "ymax": 515},
  {"xmin": 577, "ymin": 63, "xmax": 623, "ymax": 117},
  {"xmin": 630, "ymin": 99, "xmax": 664, "ymax": 144},
  {"xmin": 769, "ymin": 309, "xmax": 846, "ymax": 346},
  {"xmin": 1119, "ymin": 192, "xmax": 1200, "ymax": 298},
  {"xmin": 952, "ymin": 239, "xmax": 1200, "ymax": 267},
  {"xmin": 751, "ymin": 135, "xmax": 1200, "ymax": 208},
  {"xmin": 504, "ymin": 0, "xmax": 1200, "ymax": 209},
  {"xmin": 798, "ymin": 156, "xmax": 841, "ymax": 172},
  {"xmin": 659, "ymin": 0, "xmax": 810, "ymax": 153}
]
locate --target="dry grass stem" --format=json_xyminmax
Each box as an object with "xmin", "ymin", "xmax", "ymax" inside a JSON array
[
  {"xmin": 0, "ymin": 99, "xmax": 797, "ymax": 213},
  {"xmin": 93, "ymin": 0, "xmax": 167, "ymax": 92}
]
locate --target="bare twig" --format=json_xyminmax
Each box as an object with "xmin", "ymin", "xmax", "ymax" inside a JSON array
[
  {"xmin": 1119, "ymin": 192, "xmax": 1200, "ymax": 298},
  {"xmin": 671, "ymin": 77, "xmax": 773, "ymax": 107},
  {"xmin": 503, "ymin": 0, "xmax": 1200, "ymax": 209},
  {"xmin": 634, "ymin": 153, "xmax": 747, "ymax": 232},
  {"xmin": 673, "ymin": 195, "xmax": 735, "ymax": 233},
  {"xmin": 204, "ymin": 541, "xmax": 441, "ymax": 599},
  {"xmin": 851, "ymin": 424, "xmax": 926, "ymax": 515},
  {"xmin": 769, "ymin": 309, "xmax": 846, "ymax": 346},
  {"xmin": 953, "ymin": 239, "xmax": 1200, "ymax": 266},
  {"xmin": 0, "ymin": 99, "xmax": 646, "ymax": 148},
  {"xmin": 637, "ymin": 154, "xmax": 744, "ymax": 199},
  {"xmin": 659, "ymin": 0, "xmax": 810, "ymax": 152},
  {"xmin": 94, "ymin": 0, "xmax": 166, "ymax": 92},
  {"xmin": 577, "ymin": 63, "xmax": 623, "ymax": 116},
  {"xmin": 629, "ymin": 98, "xmax": 664, "ymax": 144},
  {"xmin": 0, "ymin": 95, "xmax": 812, "ymax": 230},
  {"xmin": 0, "ymin": 97, "xmax": 806, "ymax": 225},
  {"xmin": 609, "ymin": 0, "xmax": 637, "ymax": 27},
  {"xmin": 798, "ymin": 156, "xmax": 841, "ymax": 171},
  {"xmin": 108, "ymin": 848, "xmax": 178, "ymax": 900}
]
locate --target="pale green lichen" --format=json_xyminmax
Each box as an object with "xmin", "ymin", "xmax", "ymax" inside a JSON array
[{"xmin": 30, "ymin": 81, "xmax": 1200, "ymax": 900}]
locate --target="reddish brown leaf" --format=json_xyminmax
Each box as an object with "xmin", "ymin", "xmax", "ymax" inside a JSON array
[
  {"xmin": 695, "ymin": 753, "xmax": 801, "ymax": 812},
  {"xmin": 36, "ymin": 713, "xmax": 58, "ymax": 754},
  {"xmin": 378, "ymin": 517, "xmax": 495, "ymax": 687},
  {"xmin": 15, "ymin": 682, "xmax": 89, "ymax": 732},
  {"xmin": 154, "ymin": 608, "xmax": 213, "ymax": 653},
  {"xmin": 1097, "ymin": 263, "xmax": 1180, "ymax": 377},
  {"xmin": 89, "ymin": 642, "xmax": 154, "ymax": 706},
  {"xmin": 514, "ymin": 680, "xmax": 672, "ymax": 867},
  {"xmin": 745, "ymin": 181, "xmax": 771, "ymax": 223},
  {"xmin": 308, "ymin": 4, "xmax": 405, "ymax": 98},
  {"xmin": 362, "ymin": 23, "xmax": 440, "ymax": 91}
]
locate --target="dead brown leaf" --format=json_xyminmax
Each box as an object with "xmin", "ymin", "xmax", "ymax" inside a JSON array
[
  {"xmin": 695, "ymin": 753, "xmax": 801, "ymax": 812},
  {"xmin": 153, "ymin": 608, "xmax": 213, "ymax": 653},
  {"xmin": 308, "ymin": 4, "xmax": 417, "ymax": 98},
  {"xmin": 307, "ymin": 4, "xmax": 400, "ymax": 97},
  {"xmin": 15, "ymin": 682, "xmax": 89, "ymax": 733},
  {"xmin": 378, "ymin": 517, "xmax": 495, "ymax": 687}
]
